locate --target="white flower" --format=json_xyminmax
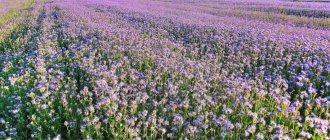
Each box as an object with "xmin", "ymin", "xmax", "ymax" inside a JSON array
[
  {"xmin": 0, "ymin": 118, "xmax": 5, "ymax": 124},
  {"xmin": 52, "ymin": 135, "xmax": 61, "ymax": 140},
  {"xmin": 256, "ymin": 133, "xmax": 264, "ymax": 140}
]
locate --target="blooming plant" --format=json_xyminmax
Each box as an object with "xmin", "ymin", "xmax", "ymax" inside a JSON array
[{"xmin": 0, "ymin": 0, "xmax": 329, "ymax": 139}]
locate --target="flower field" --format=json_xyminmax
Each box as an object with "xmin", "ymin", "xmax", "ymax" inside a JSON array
[{"xmin": 0, "ymin": 0, "xmax": 329, "ymax": 139}]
